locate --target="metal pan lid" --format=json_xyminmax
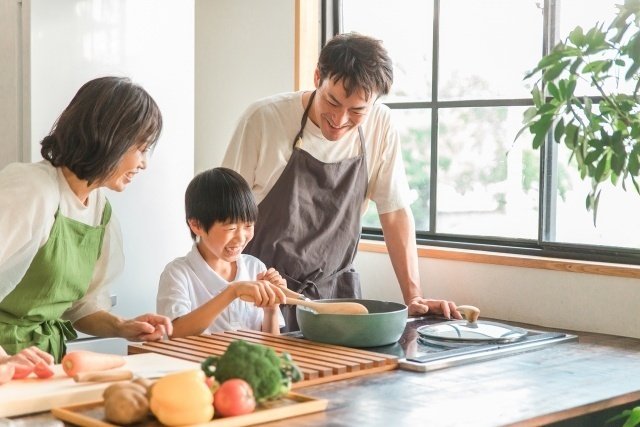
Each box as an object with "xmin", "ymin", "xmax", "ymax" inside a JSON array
[{"xmin": 416, "ymin": 320, "xmax": 528, "ymax": 344}]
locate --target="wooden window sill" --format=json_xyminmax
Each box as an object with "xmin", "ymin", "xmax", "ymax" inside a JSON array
[{"xmin": 358, "ymin": 240, "xmax": 640, "ymax": 280}]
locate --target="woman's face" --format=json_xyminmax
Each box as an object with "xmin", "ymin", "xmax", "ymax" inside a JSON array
[{"xmin": 103, "ymin": 144, "xmax": 150, "ymax": 192}]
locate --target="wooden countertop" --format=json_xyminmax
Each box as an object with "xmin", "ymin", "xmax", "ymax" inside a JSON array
[
  {"xmin": 10, "ymin": 325, "xmax": 640, "ymax": 426},
  {"xmin": 257, "ymin": 325, "xmax": 640, "ymax": 427}
]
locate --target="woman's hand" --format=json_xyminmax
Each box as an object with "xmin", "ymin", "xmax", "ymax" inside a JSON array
[
  {"xmin": 0, "ymin": 346, "xmax": 54, "ymax": 366},
  {"xmin": 232, "ymin": 280, "xmax": 286, "ymax": 307},
  {"xmin": 118, "ymin": 313, "xmax": 174, "ymax": 342}
]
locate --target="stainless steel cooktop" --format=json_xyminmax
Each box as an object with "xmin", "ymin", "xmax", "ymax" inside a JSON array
[{"xmin": 367, "ymin": 315, "xmax": 578, "ymax": 372}]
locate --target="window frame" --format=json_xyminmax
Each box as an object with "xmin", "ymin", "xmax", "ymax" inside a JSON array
[{"xmin": 325, "ymin": 0, "xmax": 640, "ymax": 266}]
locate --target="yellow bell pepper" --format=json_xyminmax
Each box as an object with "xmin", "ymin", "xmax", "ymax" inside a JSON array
[{"xmin": 149, "ymin": 369, "xmax": 214, "ymax": 426}]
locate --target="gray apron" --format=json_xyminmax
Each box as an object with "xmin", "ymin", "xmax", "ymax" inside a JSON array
[{"xmin": 244, "ymin": 91, "xmax": 368, "ymax": 331}]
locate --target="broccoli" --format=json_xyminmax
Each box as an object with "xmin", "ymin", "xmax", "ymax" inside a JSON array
[{"xmin": 201, "ymin": 340, "xmax": 302, "ymax": 402}]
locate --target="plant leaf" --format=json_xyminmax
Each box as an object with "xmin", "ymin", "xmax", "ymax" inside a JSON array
[
  {"xmin": 568, "ymin": 26, "xmax": 586, "ymax": 46},
  {"xmin": 622, "ymin": 407, "xmax": 640, "ymax": 427},
  {"xmin": 543, "ymin": 60, "xmax": 570, "ymax": 81},
  {"xmin": 607, "ymin": 409, "xmax": 632, "ymax": 424},
  {"xmin": 554, "ymin": 119, "xmax": 565, "ymax": 143}
]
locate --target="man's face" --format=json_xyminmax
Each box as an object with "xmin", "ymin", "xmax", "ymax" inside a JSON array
[{"xmin": 310, "ymin": 70, "xmax": 377, "ymax": 141}]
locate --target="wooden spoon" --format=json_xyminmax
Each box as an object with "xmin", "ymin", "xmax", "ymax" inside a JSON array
[
  {"xmin": 285, "ymin": 297, "xmax": 369, "ymax": 315},
  {"xmin": 240, "ymin": 289, "xmax": 369, "ymax": 315}
]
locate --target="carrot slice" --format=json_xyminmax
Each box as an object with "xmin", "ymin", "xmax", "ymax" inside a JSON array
[
  {"xmin": 34, "ymin": 361, "xmax": 55, "ymax": 379},
  {"xmin": 12, "ymin": 363, "xmax": 34, "ymax": 379}
]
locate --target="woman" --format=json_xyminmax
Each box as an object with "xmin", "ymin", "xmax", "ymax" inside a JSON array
[{"xmin": 0, "ymin": 76, "xmax": 172, "ymax": 363}]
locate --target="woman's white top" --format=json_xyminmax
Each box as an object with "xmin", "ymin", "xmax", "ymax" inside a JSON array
[
  {"xmin": 0, "ymin": 161, "xmax": 121, "ymax": 322},
  {"xmin": 157, "ymin": 245, "xmax": 285, "ymax": 333}
]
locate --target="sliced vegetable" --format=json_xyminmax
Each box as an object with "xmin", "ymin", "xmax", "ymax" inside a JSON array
[
  {"xmin": 61, "ymin": 351, "xmax": 126, "ymax": 377},
  {"xmin": 12, "ymin": 363, "xmax": 34, "ymax": 379},
  {"xmin": 34, "ymin": 361, "xmax": 55, "ymax": 379}
]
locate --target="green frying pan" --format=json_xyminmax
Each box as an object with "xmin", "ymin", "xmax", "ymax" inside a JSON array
[{"xmin": 296, "ymin": 299, "xmax": 408, "ymax": 348}]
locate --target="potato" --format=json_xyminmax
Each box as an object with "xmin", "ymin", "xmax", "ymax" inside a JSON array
[
  {"xmin": 103, "ymin": 382, "xmax": 146, "ymax": 400},
  {"xmin": 103, "ymin": 382, "xmax": 150, "ymax": 425}
]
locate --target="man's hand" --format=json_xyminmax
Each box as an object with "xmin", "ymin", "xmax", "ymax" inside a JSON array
[{"xmin": 407, "ymin": 296, "xmax": 462, "ymax": 319}]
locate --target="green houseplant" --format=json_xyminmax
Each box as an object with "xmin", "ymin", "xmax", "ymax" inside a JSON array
[{"xmin": 519, "ymin": 0, "xmax": 640, "ymax": 222}]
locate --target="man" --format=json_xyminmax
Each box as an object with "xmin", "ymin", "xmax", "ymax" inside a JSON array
[{"xmin": 223, "ymin": 32, "xmax": 461, "ymax": 331}]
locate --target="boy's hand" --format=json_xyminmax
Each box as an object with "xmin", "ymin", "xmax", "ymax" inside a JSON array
[
  {"xmin": 257, "ymin": 268, "xmax": 287, "ymax": 288},
  {"xmin": 234, "ymin": 280, "xmax": 286, "ymax": 307}
]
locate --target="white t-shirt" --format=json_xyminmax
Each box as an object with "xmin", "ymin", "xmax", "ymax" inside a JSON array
[
  {"xmin": 156, "ymin": 245, "xmax": 285, "ymax": 333},
  {"xmin": 0, "ymin": 161, "xmax": 120, "ymax": 322},
  {"xmin": 222, "ymin": 91, "xmax": 412, "ymax": 215}
]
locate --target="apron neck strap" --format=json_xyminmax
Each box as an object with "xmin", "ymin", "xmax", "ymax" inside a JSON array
[{"xmin": 293, "ymin": 90, "xmax": 317, "ymax": 148}]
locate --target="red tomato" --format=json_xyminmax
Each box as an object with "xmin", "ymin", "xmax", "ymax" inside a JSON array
[
  {"xmin": 34, "ymin": 361, "xmax": 55, "ymax": 379},
  {"xmin": 0, "ymin": 364, "xmax": 15, "ymax": 385},
  {"xmin": 12, "ymin": 363, "xmax": 34, "ymax": 379},
  {"xmin": 213, "ymin": 379, "xmax": 256, "ymax": 417}
]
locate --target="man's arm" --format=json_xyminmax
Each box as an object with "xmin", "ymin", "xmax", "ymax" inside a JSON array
[{"xmin": 379, "ymin": 207, "xmax": 461, "ymax": 319}]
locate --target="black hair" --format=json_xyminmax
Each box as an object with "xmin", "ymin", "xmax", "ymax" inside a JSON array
[
  {"xmin": 40, "ymin": 76, "xmax": 163, "ymax": 185},
  {"xmin": 317, "ymin": 32, "xmax": 393, "ymax": 100},
  {"xmin": 185, "ymin": 167, "xmax": 258, "ymax": 240}
]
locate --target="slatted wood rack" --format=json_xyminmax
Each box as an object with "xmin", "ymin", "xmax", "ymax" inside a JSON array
[{"xmin": 128, "ymin": 330, "xmax": 398, "ymax": 388}]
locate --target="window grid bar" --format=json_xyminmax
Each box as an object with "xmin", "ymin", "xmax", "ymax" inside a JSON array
[{"xmin": 429, "ymin": 0, "xmax": 440, "ymax": 234}]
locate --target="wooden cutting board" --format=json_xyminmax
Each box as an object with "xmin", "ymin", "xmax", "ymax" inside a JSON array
[
  {"xmin": 128, "ymin": 330, "xmax": 399, "ymax": 387},
  {"xmin": 0, "ymin": 353, "xmax": 199, "ymax": 417}
]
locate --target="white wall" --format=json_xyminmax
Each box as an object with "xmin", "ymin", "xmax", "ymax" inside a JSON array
[
  {"xmin": 0, "ymin": 0, "xmax": 23, "ymax": 169},
  {"xmin": 355, "ymin": 252, "xmax": 640, "ymax": 339},
  {"xmin": 27, "ymin": 0, "xmax": 195, "ymax": 320},
  {"xmin": 194, "ymin": 0, "xmax": 294, "ymax": 172}
]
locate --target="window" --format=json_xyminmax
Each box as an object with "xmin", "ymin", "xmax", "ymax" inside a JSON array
[{"xmin": 332, "ymin": 0, "xmax": 640, "ymax": 263}]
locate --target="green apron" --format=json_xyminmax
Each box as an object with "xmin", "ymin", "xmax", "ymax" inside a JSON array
[{"xmin": 0, "ymin": 201, "xmax": 112, "ymax": 362}]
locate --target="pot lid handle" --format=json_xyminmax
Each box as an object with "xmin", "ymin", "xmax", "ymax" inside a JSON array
[{"xmin": 457, "ymin": 305, "xmax": 480, "ymax": 323}]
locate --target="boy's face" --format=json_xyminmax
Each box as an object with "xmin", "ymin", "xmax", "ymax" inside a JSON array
[{"xmin": 190, "ymin": 220, "xmax": 255, "ymax": 266}]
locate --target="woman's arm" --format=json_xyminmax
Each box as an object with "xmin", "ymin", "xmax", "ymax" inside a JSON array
[{"xmin": 73, "ymin": 310, "xmax": 172, "ymax": 341}]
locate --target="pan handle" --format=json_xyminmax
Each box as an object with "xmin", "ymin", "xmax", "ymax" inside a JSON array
[{"xmin": 457, "ymin": 305, "xmax": 481, "ymax": 323}]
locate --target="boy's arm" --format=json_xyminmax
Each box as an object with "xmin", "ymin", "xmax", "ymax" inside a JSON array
[
  {"xmin": 261, "ymin": 306, "xmax": 281, "ymax": 334},
  {"xmin": 170, "ymin": 287, "xmax": 237, "ymax": 337}
]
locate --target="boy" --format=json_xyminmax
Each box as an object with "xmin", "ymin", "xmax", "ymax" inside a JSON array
[{"xmin": 157, "ymin": 168, "xmax": 286, "ymax": 336}]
